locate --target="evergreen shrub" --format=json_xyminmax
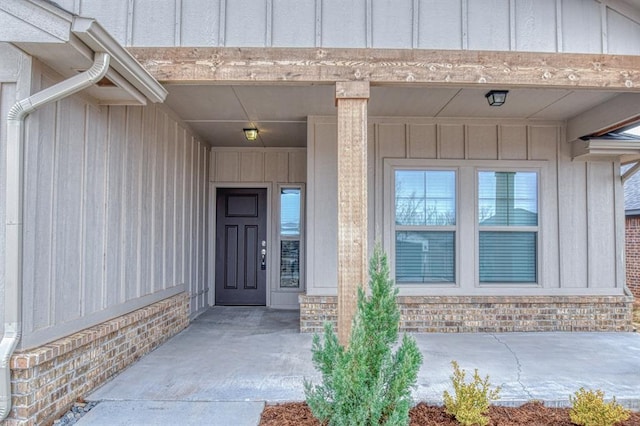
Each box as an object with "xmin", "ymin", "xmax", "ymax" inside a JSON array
[
  {"xmin": 304, "ymin": 246, "xmax": 423, "ymax": 425},
  {"xmin": 569, "ymin": 388, "xmax": 630, "ymax": 426},
  {"xmin": 442, "ymin": 360, "xmax": 500, "ymax": 426}
]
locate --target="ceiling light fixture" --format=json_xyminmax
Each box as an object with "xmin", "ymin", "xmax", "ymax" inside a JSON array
[
  {"xmin": 485, "ymin": 90, "xmax": 509, "ymax": 106},
  {"xmin": 243, "ymin": 128, "xmax": 259, "ymax": 141}
]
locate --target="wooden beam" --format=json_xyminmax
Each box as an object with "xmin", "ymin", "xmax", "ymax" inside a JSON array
[
  {"xmin": 336, "ymin": 81, "xmax": 369, "ymax": 346},
  {"xmin": 128, "ymin": 47, "xmax": 640, "ymax": 91}
]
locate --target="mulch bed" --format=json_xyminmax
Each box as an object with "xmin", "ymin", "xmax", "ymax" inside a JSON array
[{"xmin": 260, "ymin": 401, "xmax": 640, "ymax": 425}]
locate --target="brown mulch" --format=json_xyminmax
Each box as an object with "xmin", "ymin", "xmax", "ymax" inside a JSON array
[{"xmin": 259, "ymin": 401, "xmax": 640, "ymax": 425}]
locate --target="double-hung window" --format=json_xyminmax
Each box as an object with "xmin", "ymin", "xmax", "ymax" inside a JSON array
[
  {"xmin": 478, "ymin": 171, "xmax": 538, "ymax": 284},
  {"xmin": 394, "ymin": 170, "xmax": 456, "ymax": 284}
]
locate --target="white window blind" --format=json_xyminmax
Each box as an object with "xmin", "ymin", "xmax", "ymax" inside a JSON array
[
  {"xmin": 394, "ymin": 170, "xmax": 456, "ymax": 284},
  {"xmin": 478, "ymin": 171, "xmax": 538, "ymax": 284}
]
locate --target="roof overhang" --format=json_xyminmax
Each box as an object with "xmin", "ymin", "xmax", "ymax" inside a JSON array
[{"xmin": 0, "ymin": 0, "xmax": 167, "ymax": 105}]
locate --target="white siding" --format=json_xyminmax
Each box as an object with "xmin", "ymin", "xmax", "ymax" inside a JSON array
[
  {"xmin": 209, "ymin": 147, "xmax": 306, "ymax": 308},
  {"xmin": 608, "ymin": 8, "xmax": 640, "ymax": 54},
  {"xmin": 54, "ymin": 0, "xmax": 639, "ymax": 53},
  {"xmin": 19, "ymin": 61, "xmax": 209, "ymax": 349},
  {"xmin": 307, "ymin": 116, "xmax": 623, "ymax": 297},
  {"xmin": 0, "ymin": 83, "xmax": 17, "ymax": 340}
]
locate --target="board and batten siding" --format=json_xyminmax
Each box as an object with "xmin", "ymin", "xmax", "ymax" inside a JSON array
[
  {"xmin": 0, "ymin": 43, "xmax": 33, "ymax": 345},
  {"xmin": 306, "ymin": 116, "xmax": 625, "ymax": 297},
  {"xmin": 17, "ymin": 60, "xmax": 209, "ymax": 349},
  {"xmin": 209, "ymin": 148, "xmax": 306, "ymax": 308},
  {"xmin": 53, "ymin": 0, "xmax": 640, "ymax": 54}
]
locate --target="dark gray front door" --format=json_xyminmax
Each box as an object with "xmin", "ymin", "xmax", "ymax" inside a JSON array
[{"xmin": 215, "ymin": 188, "xmax": 267, "ymax": 305}]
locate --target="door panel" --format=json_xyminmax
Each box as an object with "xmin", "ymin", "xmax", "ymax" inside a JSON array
[{"xmin": 216, "ymin": 188, "xmax": 267, "ymax": 305}]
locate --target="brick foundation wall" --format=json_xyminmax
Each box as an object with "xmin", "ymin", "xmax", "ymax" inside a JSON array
[
  {"xmin": 5, "ymin": 292, "xmax": 189, "ymax": 426},
  {"xmin": 299, "ymin": 294, "xmax": 633, "ymax": 333},
  {"xmin": 626, "ymin": 216, "xmax": 640, "ymax": 299}
]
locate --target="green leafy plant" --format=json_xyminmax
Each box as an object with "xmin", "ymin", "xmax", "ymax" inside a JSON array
[
  {"xmin": 304, "ymin": 245, "xmax": 423, "ymax": 425},
  {"xmin": 569, "ymin": 388, "xmax": 630, "ymax": 426},
  {"xmin": 442, "ymin": 360, "xmax": 500, "ymax": 426}
]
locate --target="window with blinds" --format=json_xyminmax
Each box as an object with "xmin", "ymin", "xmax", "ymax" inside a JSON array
[
  {"xmin": 394, "ymin": 170, "xmax": 456, "ymax": 284},
  {"xmin": 478, "ymin": 171, "xmax": 538, "ymax": 283}
]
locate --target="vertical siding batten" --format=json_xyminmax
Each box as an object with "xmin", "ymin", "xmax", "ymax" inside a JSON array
[
  {"xmin": 555, "ymin": 0, "xmax": 562, "ymax": 52},
  {"xmin": 83, "ymin": 104, "xmax": 108, "ymax": 315},
  {"xmin": 126, "ymin": 0, "xmax": 134, "ymax": 46},
  {"xmin": 124, "ymin": 107, "xmax": 141, "ymax": 300},
  {"xmin": 175, "ymin": 0, "xmax": 182, "ymax": 46},
  {"xmin": 266, "ymin": 0, "xmax": 273, "ymax": 47},
  {"xmin": 54, "ymin": 96, "xmax": 86, "ymax": 323},
  {"xmin": 587, "ymin": 162, "xmax": 617, "ymax": 288},
  {"xmin": 461, "ymin": 0, "xmax": 468, "ymax": 50}
]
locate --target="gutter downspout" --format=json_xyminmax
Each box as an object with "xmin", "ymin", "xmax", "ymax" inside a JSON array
[{"xmin": 0, "ymin": 52, "xmax": 110, "ymax": 420}]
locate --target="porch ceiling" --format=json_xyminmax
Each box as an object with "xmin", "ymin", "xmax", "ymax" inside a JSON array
[{"xmin": 165, "ymin": 83, "xmax": 619, "ymax": 148}]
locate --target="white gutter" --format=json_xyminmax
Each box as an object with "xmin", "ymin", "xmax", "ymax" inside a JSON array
[
  {"xmin": 0, "ymin": 52, "xmax": 110, "ymax": 420},
  {"xmin": 72, "ymin": 17, "xmax": 168, "ymax": 103}
]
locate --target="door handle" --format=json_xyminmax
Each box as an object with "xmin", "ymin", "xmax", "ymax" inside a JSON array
[{"xmin": 261, "ymin": 241, "xmax": 267, "ymax": 270}]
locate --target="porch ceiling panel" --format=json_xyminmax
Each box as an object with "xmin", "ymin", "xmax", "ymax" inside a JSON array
[
  {"xmin": 187, "ymin": 121, "xmax": 307, "ymax": 148},
  {"xmin": 166, "ymin": 83, "xmax": 626, "ymax": 147},
  {"xmin": 165, "ymin": 85, "xmax": 247, "ymax": 121},
  {"xmin": 437, "ymin": 88, "xmax": 572, "ymax": 118},
  {"xmin": 529, "ymin": 91, "xmax": 620, "ymax": 120},
  {"xmin": 368, "ymin": 86, "xmax": 460, "ymax": 116}
]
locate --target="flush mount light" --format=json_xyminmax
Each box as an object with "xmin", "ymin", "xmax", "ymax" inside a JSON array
[
  {"xmin": 243, "ymin": 128, "xmax": 259, "ymax": 141},
  {"xmin": 485, "ymin": 90, "xmax": 509, "ymax": 106}
]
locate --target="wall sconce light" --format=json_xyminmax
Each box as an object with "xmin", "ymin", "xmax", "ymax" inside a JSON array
[
  {"xmin": 243, "ymin": 128, "xmax": 259, "ymax": 141},
  {"xmin": 485, "ymin": 90, "xmax": 509, "ymax": 106}
]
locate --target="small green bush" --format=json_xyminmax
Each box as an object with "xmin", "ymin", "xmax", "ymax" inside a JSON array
[
  {"xmin": 569, "ymin": 388, "xmax": 630, "ymax": 426},
  {"xmin": 442, "ymin": 360, "xmax": 500, "ymax": 426},
  {"xmin": 304, "ymin": 245, "xmax": 423, "ymax": 425}
]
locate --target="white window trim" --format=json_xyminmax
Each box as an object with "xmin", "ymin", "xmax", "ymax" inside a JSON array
[
  {"xmin": 384, "ymin": 158, "xmax": 548, "ymax": 294},
  {"xmin": 276, "ymin": 184, "xmax": 306, "ymax": 292}
]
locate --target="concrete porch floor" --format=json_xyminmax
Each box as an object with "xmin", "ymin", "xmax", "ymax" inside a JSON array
[{"xmin": 77, "ymin": 306, "xmax": 640, "ymax": 425}]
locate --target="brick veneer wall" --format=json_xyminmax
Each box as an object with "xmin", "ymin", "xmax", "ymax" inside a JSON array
[
  {"xmin": 5, "ymin": 292, "xmax": 189, "ymax": 426},
  {"xmin": 299, "ymin": 294, "xmax": 633, "ymax": 333},
  {"xmin": 626, "ymin": 216, "xmax": 640, "ymax": 299}
]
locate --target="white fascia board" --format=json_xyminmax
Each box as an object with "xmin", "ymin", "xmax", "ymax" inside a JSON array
[
  {"xmin": 71, "ymin": 17, "xmax": 167, "ymax": 103},
  {"xmin": 572, "ymin": 138, "xmax": 640, "ymax": 160}
]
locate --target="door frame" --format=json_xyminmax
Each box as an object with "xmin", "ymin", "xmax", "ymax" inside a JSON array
[{"xmin": 208, "ymin": 182, "xmax": 272, "ymax": 307}]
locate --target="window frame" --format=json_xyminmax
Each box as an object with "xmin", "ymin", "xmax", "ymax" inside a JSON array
[
  {"xmin": 475, "ymin": 167, "xmax": 542, "ymax": 287},
  {"xmin": 384, "ymin": 159, "xmax": 547, "ymax": 293},
  {"xmin": 389, "ymin": 165, "xmax": 460, "ymax": 288},
  {"xmin": 277, "ymin": 184, "xmax": 305, "ymax": 292}
]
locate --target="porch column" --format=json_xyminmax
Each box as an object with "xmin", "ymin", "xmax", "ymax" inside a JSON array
[{"xmin": 335, "ymin": 81, "xmax": 369, "ymax": 346}]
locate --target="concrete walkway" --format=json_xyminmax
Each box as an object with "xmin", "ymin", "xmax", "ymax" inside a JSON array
[{"xmin": 78, "ymin": 307, "xmax": 640, "ymax": 425}]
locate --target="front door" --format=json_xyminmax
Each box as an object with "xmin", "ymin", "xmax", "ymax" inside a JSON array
[{"xmin": 215, "ymin": 188, "xmax": 268, "ymax": 305}]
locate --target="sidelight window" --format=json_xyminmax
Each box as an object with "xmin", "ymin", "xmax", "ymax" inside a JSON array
[{"xmin": 279, "ymin": 186, "xmax": 303, "ymax": 289}]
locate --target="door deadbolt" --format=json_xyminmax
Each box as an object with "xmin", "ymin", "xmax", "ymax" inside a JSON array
[{"xmin": 261, "ymin": 247, "xmax": 267, "ymax": 270}]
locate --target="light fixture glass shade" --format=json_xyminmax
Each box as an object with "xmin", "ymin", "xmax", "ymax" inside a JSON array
[
  {"xmin": 485, "ymin": 90, "xmax": 509, "ymax": 106},
  {"xmin": 243, "ymin": 128, "xmax": 259, "ymax": 141}
]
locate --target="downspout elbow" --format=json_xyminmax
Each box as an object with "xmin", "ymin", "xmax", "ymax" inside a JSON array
[{"xmin": 0, "ymin": 51, "xmax": 110, "ymax": 421}]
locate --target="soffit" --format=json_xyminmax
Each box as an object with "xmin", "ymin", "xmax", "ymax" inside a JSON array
[{"xmin": 165, "ymin": 83, "xmax": 619, "ymax": 148}]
